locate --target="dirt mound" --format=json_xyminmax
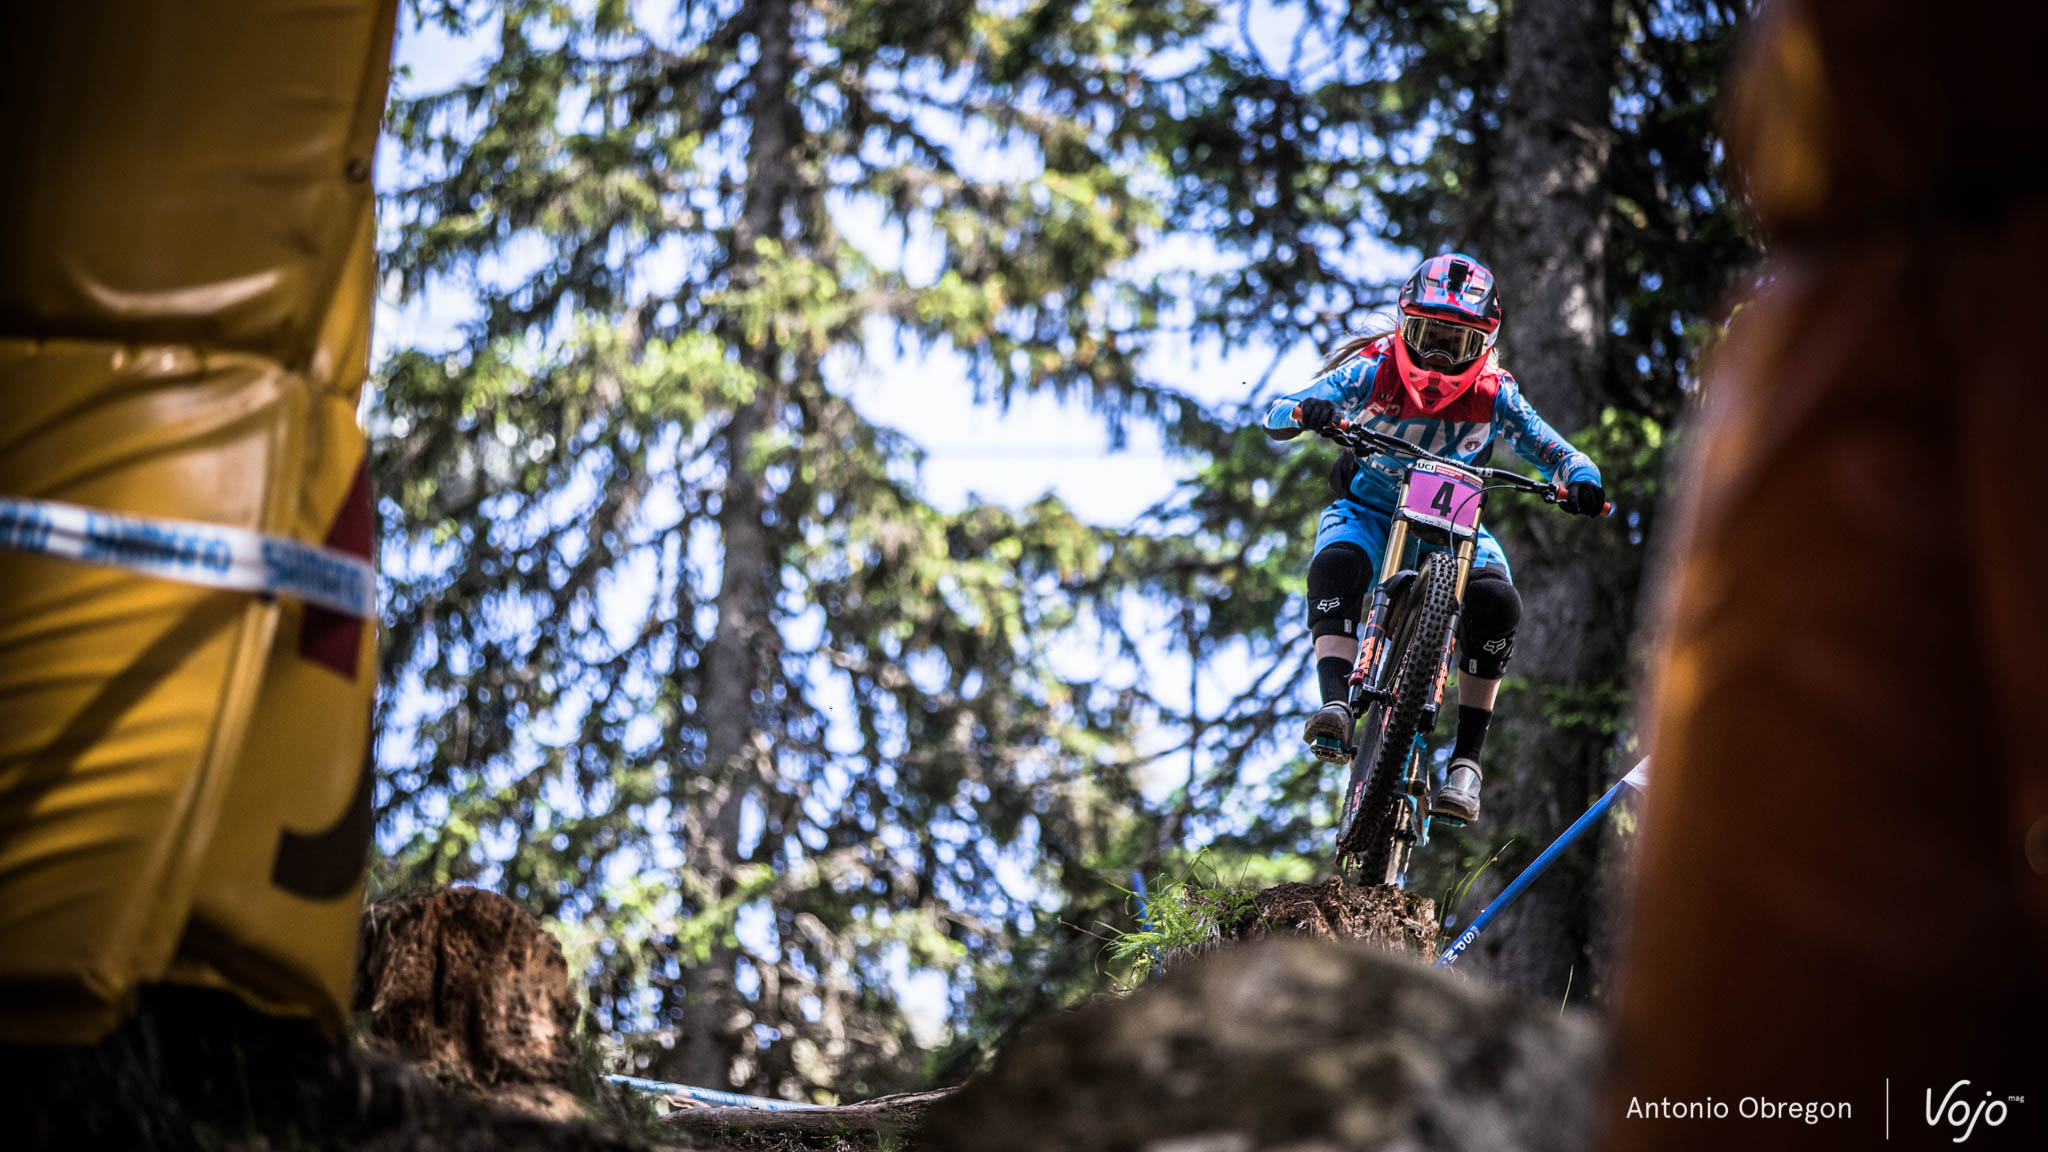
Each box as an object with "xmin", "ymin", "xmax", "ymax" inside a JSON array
[
  {"xmin": 922, "ymin": 937, "xmax": 1602, "ymax": 1152},
  {"xmin": 1236, "ymin": 878, "xmax": 1437, "ymax": 956},
  {"xmin": 357, "ymin": 886, "xmax": 583, "ymax": 1118},
  {"xmin": 0, "ymin": 890, "xmax": 667, "ymax": 1148},
  {"xmin": 1152, "ymin": 877, "xmax": 1438, "ymax": 975},
  {"xmin": 0, "ymin": 985, "xmax": 649, "ymax": 1151}
]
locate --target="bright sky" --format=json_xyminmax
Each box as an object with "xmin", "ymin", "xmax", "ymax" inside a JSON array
[
  {"xmin": 370, "ymin": 6, "xmax": 1435, "ymax": 815},
  {"xmin": 373, "ymin": 6, "xmax": 1411, "ymax": 526},
  {"xmin": 371, "ymin": 1, "xmax": 1431, "ymax": 843}
]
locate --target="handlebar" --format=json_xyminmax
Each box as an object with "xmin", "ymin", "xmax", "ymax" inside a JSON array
[{"xmin": 1305, "ymin": 417, "xmax": 1613, "ymax": 517}]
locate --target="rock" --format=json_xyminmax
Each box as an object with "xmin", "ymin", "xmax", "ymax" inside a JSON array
[
  {"xmin": 922, "ymin": 938, "xmax": 1602, "ymax": 1152},
  {"xmin": 357, "ymin": 886, "xmax": 584, "ymax": 1120}
]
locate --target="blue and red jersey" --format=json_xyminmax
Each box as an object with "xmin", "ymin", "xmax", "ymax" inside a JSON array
[{"xmin": 1263, "ymin": 334, "xmax": 1600, "ymax": 508}]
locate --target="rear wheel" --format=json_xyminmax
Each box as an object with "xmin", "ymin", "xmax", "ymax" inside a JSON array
[{"xmin": 1335, "ymin": 552, "xmax": 1458, "ymax": 885}]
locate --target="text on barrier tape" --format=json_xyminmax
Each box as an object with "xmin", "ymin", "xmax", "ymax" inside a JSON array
[{"xmin": 0, "ymin": 496, "xmax": 376, "ymax": 619}]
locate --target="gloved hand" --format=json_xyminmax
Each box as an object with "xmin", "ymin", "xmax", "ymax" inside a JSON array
[
  {"xmin": 1562, "ymin": 479, "xmax": 1607, "ymax": 517},
  {"xmin": 1294, "ymin": 398, "xmax": 1340, "ymax": 431}
]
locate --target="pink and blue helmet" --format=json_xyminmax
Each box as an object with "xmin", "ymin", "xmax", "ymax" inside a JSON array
[
  {"xmin": 1400, "ymin": 253, "xmax": 1502, "ymax": 331},
  {"xmin": 1392, "ymin": 253, "xmax": 1504, "ymax": 415}
]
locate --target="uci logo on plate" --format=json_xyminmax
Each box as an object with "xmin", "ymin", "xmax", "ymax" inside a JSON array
[{"xmin": 1927, "ymin": 1080, "xmax": 2024, "ymax": 1143}]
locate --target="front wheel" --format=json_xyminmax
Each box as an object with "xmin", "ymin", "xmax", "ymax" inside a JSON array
[{"xmin": 1334, "ymin": 552, "xmax": 1459, "ymax": 885}]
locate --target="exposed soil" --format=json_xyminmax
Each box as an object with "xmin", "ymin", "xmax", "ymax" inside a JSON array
[
  {"xmin": 1, "ymin": 882, "xmax": 1502, "ymax": 1151},
  {"xmin": 0, "ymin": 984, "xmax": 653, "ymax": 1151},
  {"xmin": 357, "ymin": 886, "xmax": 583, "ymax": 1119},
  {"xmin": 0, "ymin": 887, "xmax": 676, "ymax": 1149},
  {"xmin": 1233, "ymin": 878, "xmax": 1438, "ymax": 956},
  {"xmin": 1154, "ymin": 877, "xmax": 1439, "ymax": 976}
]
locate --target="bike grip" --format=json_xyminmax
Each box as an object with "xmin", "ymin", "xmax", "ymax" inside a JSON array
[
  {"xmin": 1293, "ymin": 405, "xmax": 1351, "ymax": 433},
  {"xmin": 1552, "ymin": 486, "xmax": 1616, "ymax": 517}
]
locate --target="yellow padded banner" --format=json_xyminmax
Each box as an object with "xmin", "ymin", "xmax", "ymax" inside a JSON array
[
  {"xmin": 0, "ymin": 1, "xmax": 399, "ymax": 362},
  {"xmin": 0, "ymin": 0, "xmax": 398, "ymax": 1042}
]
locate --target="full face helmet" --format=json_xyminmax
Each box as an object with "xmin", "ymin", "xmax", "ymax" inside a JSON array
[{"xmin": 1391, "ymin": 253, "xmax": 1502, "ymax": 415}]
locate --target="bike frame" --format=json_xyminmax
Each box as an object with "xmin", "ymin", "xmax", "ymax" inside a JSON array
[
  {"xmin": 1313, "ymin": 422, "xmax": 1586, "ymax": 889},
  {"xmin": 1347, "ymin": 463, "xmax": 1482, "ymax": 887},
  {"xmin": 1348, "ymin": 459, "xmax": 1483, "ymax": 721}
]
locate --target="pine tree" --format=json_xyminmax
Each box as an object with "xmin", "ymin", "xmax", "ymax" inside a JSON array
[
  {"xmin": 375, "ymin": 0, "xmax": 1216, "ymax": 1096},
  {"xmin": 372, "ymin": 0, "xmax": 1752, "ymax": 1093},
  {"xmin": 1104, "ymin": 0, "xmax": 1753, "ymax": 993}
]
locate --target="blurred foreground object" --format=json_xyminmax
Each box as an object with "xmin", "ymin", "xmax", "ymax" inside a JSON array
[
  {"xmin": 0, "ymin": 0, "xmax": 398, "ymax": 1041},
  {"xmin": 924, "ymin": 939, "xmax": 1601, "ymax": 1152},
  {"xmin": 1609, "ymin": 0, "xmax": 2048, "ymax": 1147}
]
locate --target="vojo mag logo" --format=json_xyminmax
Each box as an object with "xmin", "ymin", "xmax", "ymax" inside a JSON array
[{"xmin": 1925, "ymin": 1080, "xmax": 2025, "ymax": 1143}]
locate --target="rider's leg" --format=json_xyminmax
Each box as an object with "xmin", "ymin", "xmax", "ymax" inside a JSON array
[
  {"xmin": 1302, "ymin": 502, "xmax": 1389, "ymax": 747},
  {"xmin": 1309, "ymin": 542, "xmax": 1371, "ymax": 701},
  {"xmin": 1304, "ymin": 541, "xmax": 1373, "ymax": 745},
  {"xmin": 1314, "ymin": 631, "xmax": 1358, "ymax": 698},
  {"xmin": 1459, "ymin": 675, "xmax": 1501, "ymax": 709},
  {"xmin": 1438, "ymin": 562, "xmax": 1520, "ymax": 821}
]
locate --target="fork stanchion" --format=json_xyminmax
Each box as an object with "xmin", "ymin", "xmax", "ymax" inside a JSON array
[{"xmin": 1433, "ymin": 759, "xmax": 1648, "ymax": 969}]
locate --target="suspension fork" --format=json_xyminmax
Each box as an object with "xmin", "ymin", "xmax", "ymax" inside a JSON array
[{"xmin": 1345, "ymin": 519, "xmax": 1415, "ymax": 710}]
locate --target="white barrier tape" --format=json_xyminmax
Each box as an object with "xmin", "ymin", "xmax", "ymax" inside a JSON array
[
  {"xmin": 0, "ymin": 495, "xmax": 375, "ymax": 620},
  {"xmin": 604, "ymin": 1074, "xmax": 823, "ymax": 1111}
]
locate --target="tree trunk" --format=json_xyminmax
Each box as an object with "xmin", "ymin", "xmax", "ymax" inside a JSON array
[
  {"xmin": 673, "ymin": 0, "xmax": 799, "ymax": 1090},
  {"xmin": 1471, "ymin": 0, "xmax": 1622, "ymax": 999}
]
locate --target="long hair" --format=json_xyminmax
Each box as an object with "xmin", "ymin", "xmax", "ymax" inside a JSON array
[
  {"xmin": 1317, "ymin": 310, "xmax": 1508, "ymax": 377},
  {"xmin": 1317, "ymin": 311, "xmax": 1399, "ymax": 375}
]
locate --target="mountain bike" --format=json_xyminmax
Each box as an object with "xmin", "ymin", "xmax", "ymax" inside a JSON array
[{"xmin": 1305, "ymin": 422, "xmax": 1610, "ymax": 888}]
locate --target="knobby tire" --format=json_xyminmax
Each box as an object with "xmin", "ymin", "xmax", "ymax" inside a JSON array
[
  {"xmin": 1335, "ymin": 612, "xmax": 1414, "ymax": 854},
  {"xmin": 1339, "ymin": 552, "xmax": 1459, "ymax": 885}
]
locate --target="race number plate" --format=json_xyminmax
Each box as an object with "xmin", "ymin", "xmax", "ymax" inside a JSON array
[{"xmin": 1400, "ymin": 467, "xmax": 1483, "ymax": 533}]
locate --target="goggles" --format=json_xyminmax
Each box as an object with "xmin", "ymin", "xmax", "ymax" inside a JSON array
[{"xmin": 1399, "ymin": 313, "xmax": 1489, "ymax": 367}]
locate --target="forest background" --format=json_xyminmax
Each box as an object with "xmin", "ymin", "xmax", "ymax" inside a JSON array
[{"xmin": 369, "ymin": 0, "xmax": 1751, "ymax": 1103}]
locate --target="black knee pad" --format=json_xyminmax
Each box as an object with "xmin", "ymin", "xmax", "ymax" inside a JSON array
[
  {"xmin": 1459, "ymin": 565, "xmax": 1521, "ymax": 678},
  {"xmin": 1306, "ymin": 542, "xmax": 1370, "ymax": 638}
]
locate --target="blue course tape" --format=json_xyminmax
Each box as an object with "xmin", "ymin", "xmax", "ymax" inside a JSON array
[
  {"xmin": 0, "ymin": 495, "xmax": 375, "ymax": 619},
  {"xmin": 1433, "ymin": 759, "xmax": 1649, "ymax": 969},
  {"xmin": 604, "ymin": 1074, "xmax": 823, "ymax": 1111}
]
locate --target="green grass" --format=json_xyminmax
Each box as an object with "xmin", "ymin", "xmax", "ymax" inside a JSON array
[
  {"xmin": 1105, "ymin": 855, "xmax": 1268, "ymax": 984},
  {"xmin": 1434, "ymin": 837, "xmax": 1515, "ymax": 950}
]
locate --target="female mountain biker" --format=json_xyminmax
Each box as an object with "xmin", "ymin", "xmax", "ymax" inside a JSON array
[{"xmin": 1262, "ymin": 253, "xmax": 1607, "ymax": 822}]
